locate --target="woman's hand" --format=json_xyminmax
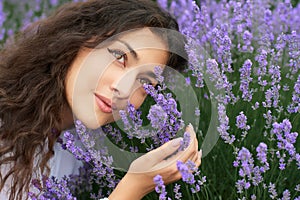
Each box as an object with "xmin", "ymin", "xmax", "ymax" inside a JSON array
[{"xmin": 108, "ymin": 124, "xmax": 202, "ymax": 200}]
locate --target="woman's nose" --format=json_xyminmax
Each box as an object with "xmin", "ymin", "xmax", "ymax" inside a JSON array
[{"xmin": 110, "ymin": 72, "xmax": 138, "ymax": 99}]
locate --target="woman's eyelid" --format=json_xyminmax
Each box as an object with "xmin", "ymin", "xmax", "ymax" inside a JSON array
[
  {"xmin": 107, "ymin": 48, "xmax": 125, "ymax": 58},
  {"xmin": 107, "ymin": 48, "xmax": 127, "ymax": 65},
  {"xmin": 137, "ymin": 76, "xmax": 157, "ymax": 85}
]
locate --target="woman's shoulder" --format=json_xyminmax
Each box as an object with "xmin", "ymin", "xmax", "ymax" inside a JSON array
[{"xmin": 49, "ymin": 128, "xmax": 83, "ymax": 179}]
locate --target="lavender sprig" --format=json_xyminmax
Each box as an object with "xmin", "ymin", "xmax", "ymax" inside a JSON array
[{"xmin": 153, "ymin": 175, "xmax": 169, "ymax": 200}]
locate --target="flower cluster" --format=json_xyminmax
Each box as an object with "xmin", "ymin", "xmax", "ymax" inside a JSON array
[
  {"xmin": 30, "ymin": 121, "xmax": 119, "ymax": 199},
  {"xmin": 239, "ymin": 59, "xmax": 253, "ymax": 102},
  {"xmin": 177, "ymin": 160, "xmax": 206, "ymax": 194},
  {"xmin": 152, "ymin": 160, "xmax": 206, "ymax": 200},
  {"xmin": 160, "ymin": 0, "xmax": 300, "ymax": 199},
  {"xmin": 29, "ymin": 176, "xmax": 76, "ymax": 200},
  {"xmin": 217, "ymin": 103, "xmax": 235, "ymax": 144},
  {"xmin": 2, "ymin": 0, "xmax": 300, "ymax": 199},
  {"xmin": 153, "ymin": 175, "xmax": 169, "ymax": 200},
  {"xmin": 107, "ymin": 66, "xmax": 185, "ymax": 149},
  {"xmin": 143, "ymin": 83, "xmax": 184, "ymax": 146},
  {"xmin": 1, "ymin": 0, "xmax": 83, "ymax": 46},
  {"xmin": 271, "ymin": 119, "xmax": 300, "ymax": 170},
  {"xmin": 233, "ymin": 146, "xmax": 269, "ymax": 194},
  {"xmin": 288, "ymin": 74, "xmax": 300, "ymax": 113}
]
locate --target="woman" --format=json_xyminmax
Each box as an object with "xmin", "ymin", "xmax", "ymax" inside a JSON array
[{"xmin": 0, "ymin": 0, "xmax": 201, "ymax": 199}]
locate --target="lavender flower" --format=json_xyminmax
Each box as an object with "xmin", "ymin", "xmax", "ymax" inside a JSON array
[
  {"xmin": 204, "ymin": 58, "xmax": 237, "ymax": 104},
  {"xmin": 235, "ymin": 179, "xmax": 251, "ymax": 194},
  {"xmin": 287, "ymin": 74, "xmax": 300, "ymax": 113},
  {"xmin": 268, "ymin": 65, "xmax": 281, "ymax": 86},
  {"xmin": 178, "ymin": 131, "xmax": 190, "ymax": 151},
  {"xmin": 210, "ymin": 26, "xmax": 233, "ymax": 72},
  {"xmin": 67, "ymin": 164, "xmax": 94, "ymax": 196},
  {"xmin": 153, "ymin": 175, "xmax": 168, "ymax": 200},
  {"xmin": 251, "ymin": 194, "xmax": 257, "ymax": 200},
  {"xmin": 296, "ymin": 184, "xmax": 300, "ymax": 192},
  {"xmin": 241, "ymin": 30, "xmax": 254, "ymax": 52},
  {"xmin": 194, "ymin": 107, "xmax": 200, "ymax": 117},
  {"xmin": 281, "ymin": 189, "xmax": 291, "ymax": 200},
  {"xmin": 50, "ymin": 0, "xmax": 58, "ymax": 7},
  {"xmin": 157, "ymin": 0, "xmax": 167, "ymax": 11},
  {"xmin": 234, "ymin": 146, "xmax": 269, "ymax": 193},
  {"xmin": 239, "ymin": 59, "xmax": 253, "ymax": 101},
  {"xmin": 185, "ymin": 77, "xmax": 191, "ymax": 85},
  {"xmin": 129, "ymin": 146, "xmax": 139, "ymax": 153},
  {"xmin": 119, "ymin": 102, "xmax": 150, "ymax": 142},
  {"xmin": 119, "ymin": 109, "xmax": 132, "ymax": 132},
  {"xmin": 287, "ymin": 31, "xmax": 300, "ymax": 75},
  {"xmin": 236, "ymin": 111, "xmax": 250, "ymax": 131},
  {"xmin": 63, "ymin": 131, "xmax": 91, "ymax": 162},
  {"xmin": 235, "ymin": 111, "xmax": 250, "ymax": 140},
  {"xmin": 147, "ymin": 104, "xmax": 168, "ymax": 130},
  {"xmin": 255, "ymin": 49, "xmax": 268, "ymax": 83},
  {"xmin": 154, "ymin": 66, "xmax": 165, "ymax": 83},
  {"xmin": 62, "ymin": 121, "xmax": 118, "ymax": 197},
  {"xmin": 272, "ymin": 119, "xmax": 298, "ymax": 161},
  {"xmin": 143, "ymin": 84, "xmax": 184, "ymax": 145},
  {"xmin": 102, "ymin": 124, "xmax": 127, "ymax": 149},
  {"xmin": 217, "ymin": 103, "xmax": 235, "ymax": 144},
  {"xmin": 256, "ymin": 142, "xmax": 270, "ymax": 172},
  {"xmin": 0, "ymin": 1, "xmax": 6, "ymax": 41},
  {"xmin": 268, "ymin": 182, "xmax": 278, "ymax": 199},
  {"xmin": 173, "ymin": 183, "xmax": 182, "ymax": 200},
  {"xmin": 30, "ymin": 176, "xmax": 76, "ymax": 200},
  {"xmin": 206, "ymin": 59, "xmax": 222, "ymax": 89},
  {"xmin": 251, "ymin": 102, "xmax": 260, "ymax": 110},
  {"xmin": 176, "ymin": 159, "xmax": 206, "ymax": 195},
  {"xmin": 164, "ymin": 1, "xmax": 206, "ymax": 88},
  {"xmin": 235, "ymin": 147, "xmax": 253, "ymax": 174},
  {"xmin": 177, "ymin": 160, "xmax": 195, "ymax": 185}
]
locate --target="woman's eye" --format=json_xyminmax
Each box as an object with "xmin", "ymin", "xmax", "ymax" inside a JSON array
[
  {"xmin": 107, "ymin": 48, "xmax": 127, "ymax": 65},
  {"xmin": 138, "ymin": 78, "xmax": 152, "ymax": 85}
]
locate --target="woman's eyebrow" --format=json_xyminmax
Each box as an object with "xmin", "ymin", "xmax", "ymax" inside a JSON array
[
  {"xmin": 116, "ymin": 39, "xmax": 139, "ymax": 60},
  {"xmin": 145, "ymin": 71, "xmax": 163, "ymax": 84},
  {"xmin": 144, "ymin": 71, "xmax": 157, "ymax": 79}
]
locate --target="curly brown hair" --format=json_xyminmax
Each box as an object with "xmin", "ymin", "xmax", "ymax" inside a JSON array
[{"xmin": 0, "ymin": 0, "xmax": 186, "ymax": 199}]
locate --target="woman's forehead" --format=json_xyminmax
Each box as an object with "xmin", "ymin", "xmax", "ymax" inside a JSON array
[{"xmin": 109, "ymin": 28, "xmax": 169, "ymax": 51}]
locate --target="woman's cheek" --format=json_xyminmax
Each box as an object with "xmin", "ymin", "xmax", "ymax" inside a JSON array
[{"xmin": 130, "ymin": 87, "xmax": 148, "ymax": 109}]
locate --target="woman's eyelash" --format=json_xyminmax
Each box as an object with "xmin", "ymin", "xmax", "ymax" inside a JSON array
[{"xmin": 107, "ymin": 48, "xmax": 127, "ymax": 63}]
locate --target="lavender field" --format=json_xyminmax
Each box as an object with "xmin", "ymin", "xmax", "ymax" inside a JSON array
[{"xmin": 1, "ymin": 0, "xmax": 300, "ymax": 199}]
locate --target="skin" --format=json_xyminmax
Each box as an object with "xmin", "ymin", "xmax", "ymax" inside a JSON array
[
  {"xmin": 64, "ymin": 28, "xmax": 169, "ymax": 129},
  {"xmin": 110, "ymin": 125, "xmax": 201, "ymax": 200},
  {"xmin": 64, "ymin": 28, "xmax": 201, "ymax": 200}
]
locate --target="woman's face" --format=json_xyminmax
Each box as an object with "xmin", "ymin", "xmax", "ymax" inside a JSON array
[{"xmin": 65, "ymin": 28, "xmax": 169, "ymax": 129}]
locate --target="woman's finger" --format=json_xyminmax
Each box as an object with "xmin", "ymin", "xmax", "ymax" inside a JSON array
[
  {"xmin": 194, "ymin": 150, "xmax": 202, "ymax": 165},
  {"xmin": 150, "ymin": 123, "xmax": 198, "ymax": 163},
  {"xmin": 176, "ymin": 133, "xmax": 198, "ymax": 163},
  {"xmin": 145, "ymin": 137, "xmax": 183, "ymax": 165},
  {"xmin": 191, "ymin": 149, "xmax": 199, "ymax": 163},
  {"xmin": 194, "ymin": 150, "xmax": 202, "ymax": 168},
  {"xmin": 135, "ymin": 124, "xmax": 200, "ymax": 172}
]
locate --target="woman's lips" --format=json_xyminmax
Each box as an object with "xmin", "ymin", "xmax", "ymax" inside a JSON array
[{"xmin": 94, "ymin": 93, "xmax": 112, "ymax": 113}]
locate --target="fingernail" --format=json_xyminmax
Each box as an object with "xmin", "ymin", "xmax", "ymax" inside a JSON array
[
  {"xmin": 172, "ymin": 137, "xmax": 182, "ymax": 147},
  {"xmin": 188, "ymin": 123, "xmax": 194, "ymax": 131},
  {"xmin": 199, "ymin": 149, "xmax": 202, "ymax": 158}
]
